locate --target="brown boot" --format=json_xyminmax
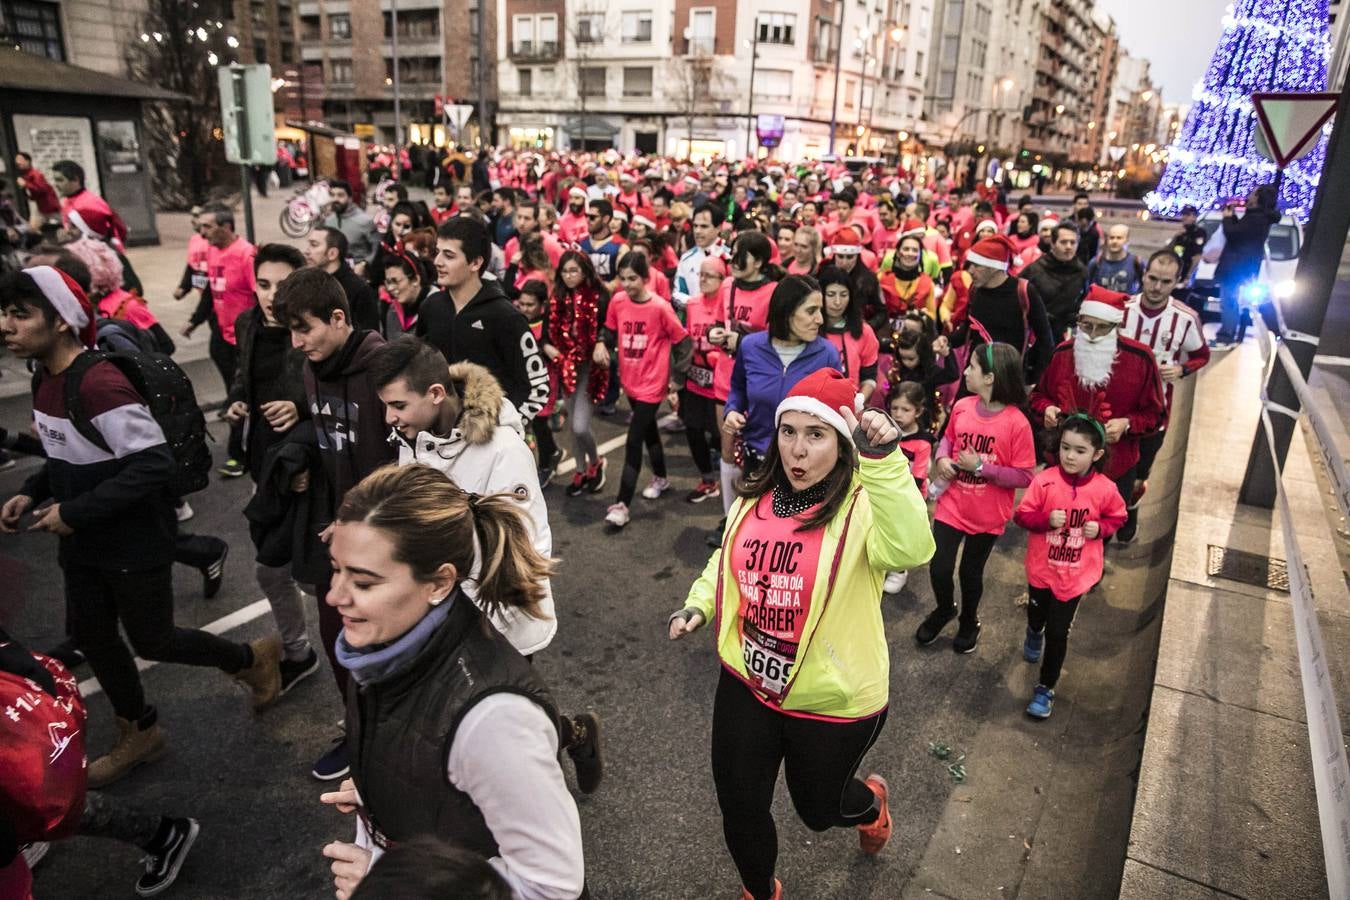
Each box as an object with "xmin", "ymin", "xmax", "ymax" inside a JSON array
[
  {"xmin": 234, "ymin": 636, "xmax": 282, "ymax": 710},
  {"xmin": 87, "ymin": 714, "xmax": 167, "ymax": 789}
]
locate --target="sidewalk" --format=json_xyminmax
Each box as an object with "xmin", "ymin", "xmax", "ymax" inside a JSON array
[{"xmin": 1121, "ymin": 335, "xmax": 1350, "ymax": 898}]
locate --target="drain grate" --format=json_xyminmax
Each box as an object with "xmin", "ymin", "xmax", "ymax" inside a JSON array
[{"xmin": 1206, "ymin": 545, "xmax": 1290, "ymax": 592}]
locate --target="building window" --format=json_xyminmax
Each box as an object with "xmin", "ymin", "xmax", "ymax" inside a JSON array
[
  {"xmin": 329, "ymin": 13, "xmax": 350, "ymax": 40},
  {"xmin": 814, "ymin": 16, "xmax": 832, "ymax": 61},
  {"xmin": 621, "ymin": 11, "xmax": 652, "ymax": 43},
  {"xmin": 330, "ymin": 58, "xmax": 353, "ymax": 84},
  {"xmin": 519, "ymin": 68, "xmax": 533, "ymax": 96},
  {"xmin": 576, "ymin": 13, "xmax": 604, "ymax": 44},
  {"xmin": 756, "ymin": 12, "xmax": 795, "ymax": 45},
  {"xmin": 623, "ymin": 66, "xmax": 653, "ymax": 96},
  {"xmin": 513, "ymin": 14, "xmax": 558, "ymax": 57},
  {"xmin": 753, "ymin": 68, "xmax": 793, "ymax": 100},
  {"xmin": 688, "ymin": 8, "xmax": 715, "ymax": 54},
  {"xmin": 844, "ymin": 78, "xmax": 855, "ymax": 108},
  {"xmin": 513, "ymin": 14, "xmax": 534, "ymax": 54},
  {"xmin": 579, "ymin": 66, "xmax": 606, "ymax": 97},
  {"xmin": 385, "ymin": 9, "xmax": 440, "ymax": 39},
  {"xmin": 299, "ymin": 15, "xmax": 319, "ymax": 41},
  {"xmin": 280, "ymin": 41, "xmax": 294, "ymax": 64},
  {"xmin": 0, "ymin": 0, "xmax": 64, "ymax": 61},
  {"xmin": 914, "ymin": 49, "xmax": 924, "ymax": 77},
  {"xmin": 253, "ymin": 39, "xmax": 267, "ymax": 62},
  {"xmin": 387, "ymin": 56, "xmax": 442, "ymax": 84}
]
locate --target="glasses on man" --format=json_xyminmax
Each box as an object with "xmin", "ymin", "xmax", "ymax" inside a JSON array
[
  {"xmin": 585, "ymin": 213, "xmax": 601, "ymax": 220},
  {"xmin": 698, "ymin": 271, "xmax": 721, "ymax": 280},
  {"xmin": 1076, "ymin": 318, "xmax": 1117, "ymax": 337}
]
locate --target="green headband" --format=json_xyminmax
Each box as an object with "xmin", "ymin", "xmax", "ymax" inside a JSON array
[
  {"xmin": 983, "ymin": 343, "xmax": 994, "ymax": 370},
  {"xmin": 1064, "ymin": 412, "xmax": 1106, "ymax": 443}
]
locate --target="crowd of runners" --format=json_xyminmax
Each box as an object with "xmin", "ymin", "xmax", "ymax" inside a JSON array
[{"xmin": 1, "ymin": 144, "xmax": 1265, "ymax": 899}]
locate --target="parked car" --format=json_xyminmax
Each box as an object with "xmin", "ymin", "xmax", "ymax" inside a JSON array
[{"xmin": 1186, "ymin": 210, "xmax": 1302, "ymax": 319}]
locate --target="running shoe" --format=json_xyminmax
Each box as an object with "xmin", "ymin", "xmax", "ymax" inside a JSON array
[
  {"xmin": 706, "ymin": 516, "xmax": 726, "ymax": 548},
  {"xmin": 952, "ymin": 619, "xmax": 982, "ymax": 654},
  {"xmin": 1026, "ymin": 684, "xmax": 1055, "ymax": 719},
  {"xmin": 45, "ymin": 637, "xmax": 86, "ymax": 670},
  {"xmin": 567, "ymin": 712, "xmax": 604, "ymax": 794},
  {"xmin": 234, "ymin": 636, "xmax": 282, "ymax": 710},
  {"xmin": 641, "ymin": 476, "xmax": 671, "ymax": 500},
  {"xmin": 1207, "ymin": 338, "xmax": 1236, "ymax": 350},
  {"xmin": 202, "ymin": 542, "xmax": 228, "ymax": 600},
  {"xmin": 312, "ymin": 736, "xmax": 350, "ymax": 781},
  {"xmin": 218, "ymin": 458, "xmax": 246, "ymax": 478},
  {"xmin": 914, "ymin": 608, "xmax": 956, "ymax": 645},
  {"xmin": 597, "ymin": 402, "xmax": 618, "ymax": 417},
  {"xmin": 1115, "ymin": 511, "xmax": 1139, "ymax": 544},
  {"xmin": 175, "ymin": 501, "xmax": 195, "ymax": 523},
  {"xmin": 538, "ymin": 448, "xmax": 564, "ymax": 486},
  {"xmin": 1023, "ymin": 626, "xmax": 1045, "ymax": 663},
  {"xmin": 135, "ymin": 817, "xmax": 200, "ymax": 897},
  {"xmin": 739, "ymin": 879, "xmax": 782, "ymax": 900},
  {"xmin": 21, "ymin": 842, "xmax": 48, "ymax": 870},
  {"xmin": 882, "ymin": 571, "xmax": 908, "ymax": 594},
  {"xmin": 1128, "ymin": 480, "xmax": 1148, "ymax": 509},
  {"xmin": 585, "ymin": 457, "xmax": 608, "ymax": 493},
  {"xmin": 604, "ymin": 502, "xmax": 630, "ymax": 528},
  {"xmin": 658, "ymin": 413, "xmax": 686, "ymax": 433},
  {"xmin": 857, "ymin": 774, "xmax": 892, "ymax": 854},
  {"xmin": 566, "ymin": 471, "xmax": 587, "ymax": 497},
  {"xmin": 279, "ymin": 649, "xmax": 321, "ymax": 696},
  {"xmin": 686, "ymin": 479, "xmax": 721, "ymax": 503}
]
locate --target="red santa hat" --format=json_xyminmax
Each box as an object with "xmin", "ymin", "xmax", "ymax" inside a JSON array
[
  {"xmin": 1078, "ymin": 285, "xmax": 1128, "ymax": 324},
  {"xmin": 775, "ymin": 369, "xmax": 863, "ymax": 443},
  {"xmin": 900, "ymin": 218, "xmax": 927, "ymax": 238},
  {"xmin": 24, "ymin": 265, "xmax": 96, "ymax": 348},
  {"xmin": 611, "ymin": 207, "xmax": 629, "ymax": 223},
  {"xmin": 632, "ymin": 213, "xmax": 656, "ymax": 229},
  {"xmin": 965, "ymin": 234, "xmax": 1017, "ymax": 272},
  {"xmin": 827, "ymin": 227, "xmax": 863, "ymax": 257},
  {"xmin": 1041, "ymin": 216, "xmax": 1060, "ymax": 228},
  {"xmin": 567, "ymin": 186, "xmax": 588, "ymax": 201},
  {"xmin": 974, "ymin": 218, "xmax": 998, "ymax": 235}
]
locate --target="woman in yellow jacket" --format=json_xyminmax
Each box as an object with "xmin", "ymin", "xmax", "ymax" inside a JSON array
[{"xmin": 668, "ymin": 368, "xmax": 935, "ymax": 900}]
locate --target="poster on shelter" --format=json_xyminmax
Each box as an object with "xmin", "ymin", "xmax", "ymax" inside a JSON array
[
  {"xmin": 97, "ymin": 120, "xmax": 141, "ymax": 174},
  {"xmin": 13, "ymin": 115, "xmax": 100, "ymax": 196}
]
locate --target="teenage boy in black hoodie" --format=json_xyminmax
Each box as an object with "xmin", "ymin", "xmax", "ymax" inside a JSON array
[
  {"xmin": 271, "ymin": 267, "xmax": 395, "ymax": 781},
  {"xmin": 0, "ymin": 267, "xmax": 281, "ymax": 789},
  {"xmin": 224, "ymin": 243, "xmax": 321, "ymax": 696},
  {"xmin": 418, "ymin": 216, "xmax": 549, "ymax": 425}
]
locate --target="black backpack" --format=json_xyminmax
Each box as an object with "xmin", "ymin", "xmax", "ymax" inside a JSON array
[
  {"xmin": 56, "ymin": 351, "xmax": 213, "ymax": 497},
  {"xmin": 95, "ymin": 318, "xmax": 158, "ymax": 355}
]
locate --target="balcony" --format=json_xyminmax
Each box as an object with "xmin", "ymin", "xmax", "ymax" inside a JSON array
[{"xmin": 509, "ymin": 40, "xmax": 561, "ymax": 63}]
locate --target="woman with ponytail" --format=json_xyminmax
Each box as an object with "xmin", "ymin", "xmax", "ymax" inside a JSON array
[{"xmin": 319, "ymin": 464, "xmax": 585, "ymax": 900}]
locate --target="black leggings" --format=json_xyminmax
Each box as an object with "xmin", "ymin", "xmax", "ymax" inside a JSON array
[
  {"xmin": 1026, "ymin": 587, "xmax": 1082, "ymax": 689},
  {"xmin": 65, "ymin": 564, "xmax": 250, "ymax": 721},
  {"xmin": 711, "ymin": 671, "xmax": 885, "ymax": 900},
  {"xmin": 928, "ymin": 520, "xmax": 1000, "ymax": 624},
  {"xmin": 616, "ymin": 399, "xmax": 666, "ymax": 505},
  {"xmin": 531, "ymin": 415, "xmax": 559, "ymax": 464}
]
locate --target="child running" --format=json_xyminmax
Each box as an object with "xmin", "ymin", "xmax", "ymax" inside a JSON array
[
  {"xmin": 881, "ymin": 381, "xmax": 935, "ymax": 594},
  {"xmin": 1013, "ymin": 414, "xmax": 1127, "ymax": 718},
  {"xmin": 515, "ymin": 280, "xmax": 563, "ymax": 484},
  {"xmin": 681, "ymin": 256, "xmax": 730, "ymax": 503},
  {"xmin": 593, "ymin": 253, "xmax": 692, "ymax": 529},
  {"xmin": 917, "ymin": 342, "xmax": 1036, "ymax": 652}
]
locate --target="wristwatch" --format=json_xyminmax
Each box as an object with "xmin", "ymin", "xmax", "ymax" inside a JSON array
[{"xmin": 973, "ymin": 460, "xmax": 985, "ymax": 478}]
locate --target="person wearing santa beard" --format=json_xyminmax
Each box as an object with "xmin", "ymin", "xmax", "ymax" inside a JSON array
[
  {"xmin": 1029, "ymin": 286, "xmax": 1167, "ymax": 530},
  {"xmin": 558, "ymin": 186, "xmax": 591, "ymax": 244}
]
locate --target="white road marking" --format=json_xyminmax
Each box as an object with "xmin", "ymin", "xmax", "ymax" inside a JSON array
[{"xmin": 76, "ymin": 431, "xmax": 635, "ymax": 698}]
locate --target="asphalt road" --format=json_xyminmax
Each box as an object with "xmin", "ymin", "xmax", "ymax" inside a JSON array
[{"xmin": 0, "ymin": 357, "xmax": 1173, "ymax": 900}]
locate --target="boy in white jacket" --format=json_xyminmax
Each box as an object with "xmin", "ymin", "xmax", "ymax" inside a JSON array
[{"xmin": 368, "ymin": 336, "xmax": 603, "ymax": 794}]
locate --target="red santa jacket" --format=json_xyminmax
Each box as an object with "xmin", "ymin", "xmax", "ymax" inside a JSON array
[{"xmin": 1028, "ymin": 335, "xmax": 1167, "ymax": 479}]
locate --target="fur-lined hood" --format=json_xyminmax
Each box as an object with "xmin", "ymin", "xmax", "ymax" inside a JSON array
[{"xmin": 449, "ymin": 361, "xmax": 524, "ymax": 444}]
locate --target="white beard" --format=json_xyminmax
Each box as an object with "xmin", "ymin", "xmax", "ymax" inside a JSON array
[{"xmin": 1073, "ymin": 329, "xmax": 1118, "ymax": 389}]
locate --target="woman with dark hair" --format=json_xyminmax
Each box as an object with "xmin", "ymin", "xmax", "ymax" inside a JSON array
[
  {"xmin": 506, "ymin": 235, "xmax": 552, "ymax": 300},
  {"xmin": 722, "ymin": 276, "xmax": 841, "ymax": 477},
  {"xmin": 1009, "ymin": 211, "xmax": 1040, "ymax": 268},
  {"xmin": 670, "ymin": 368, "xmax": 934, "ymax": 900},
  {"xmin": 367, "ymin": 201, "xmax": 418, "ymax": 292},
  {"xmin": 318, "ymin": 465, "xmax": 584, "ymax": 900},
  {"xmin": 381, "ymin": 251, "xmax": 431, "ymax": 337},
  {"xmin": 817, "ymin": 266, "xmax": 879, "ymax": 398},
  {"xmin": 878, "ymin": 234, "xmax": 935, "ymax": 323},
  {"xmin": 544, "ymin": 250, "xmax": 609, "ymax": 496}
]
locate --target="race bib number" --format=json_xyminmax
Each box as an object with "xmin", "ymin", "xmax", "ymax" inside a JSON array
[
  {"xmin": 688, "ymin": 364, "xmax": 714, "ymax": 389},
  {"xmin": 191, "ymin": 273, "xmax": 208, "ymax": 290},
  {"xmin": 741, "ymin": 624, "xmax": 797, "ymax": 699}
]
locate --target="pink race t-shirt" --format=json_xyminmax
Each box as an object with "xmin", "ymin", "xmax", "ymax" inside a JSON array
[
  {"xmin": 730, "ymin": 493, "xmax": 826, "ymax": 703},
  {"xmin": 605, "ymin": 292, "xmax": 688, "ymax": 404},
  {"xmin": 823, "ymin": 324, "xmax": 879, "ymax": 391},
  {"xmin": 207, "ymin": 238, "xmax": 257, "ymax": 345},
  {"xmin": 684, "ymin": 292, "xmax": 725, "ymax": 400},
  {"xmin": 935, "ymin": 396, "xmax": 1036, "ymax": 535},
  {"xmin": 1015, "ymin": 467, "xmax": 1128, "ymax": 599},
  {"xmin": 712, "ymin": 277, "xmax": 775, "ymax": 402}
]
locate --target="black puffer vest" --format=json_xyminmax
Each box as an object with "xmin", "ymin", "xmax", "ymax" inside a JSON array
[{"xmin": 346, "ymin": 596, "xmax": 558, "ymax": 855}]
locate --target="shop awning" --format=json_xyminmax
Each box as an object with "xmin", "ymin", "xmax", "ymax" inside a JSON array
[
  {"xmin": 0, "ymin": 47, "xmax": 187, "ymax": 100},
  {"xmin": 563, "ymin": 116, "xmax": 619, "ymax": 140}
]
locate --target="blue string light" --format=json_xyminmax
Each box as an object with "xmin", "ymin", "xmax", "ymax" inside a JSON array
[{"xmin": 1146, "ymin": 0, "xmax": 1331, "ymax": 222}]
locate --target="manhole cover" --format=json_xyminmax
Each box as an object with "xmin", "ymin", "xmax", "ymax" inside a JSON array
[{"xmin": 1206, "ymin": 545, "xmax": 1290, "ymax": 592}]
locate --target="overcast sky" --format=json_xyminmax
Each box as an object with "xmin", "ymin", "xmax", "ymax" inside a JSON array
[{"xmin": 1096, "ymin": 0, "xmax": 1231, "ymax": 105}]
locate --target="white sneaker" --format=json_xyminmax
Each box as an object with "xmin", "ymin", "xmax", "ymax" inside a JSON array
[
  {"xmin": 175, "ymin": 501, "xmax": 195, "ymax": 522},
  {"xmin": 641, "ymin": 477, "xmax": 671, "ymax": 500},
  {"xmin": 21, "ymin": 842, "xmax": 49, "ymax": 870},
  {"xmin": 605, "ymin": 502, "xmax": 630, "ymax": 528},
  {"xmin": 883, "ymin": 571, "xmax": 908, "ymax": 594}
]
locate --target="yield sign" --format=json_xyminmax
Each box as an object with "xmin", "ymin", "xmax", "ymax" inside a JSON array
[
  {"xmin": 1251, "ymin": 92, "xmax": 1339, "ymax": 168},
  {"xmin": 445, "ymin": 103, "xmax": 475, "ymax": 132}
]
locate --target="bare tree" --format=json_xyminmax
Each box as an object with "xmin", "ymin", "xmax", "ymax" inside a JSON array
[
  {"xmin": 563, "ymin": 2, "xmax": 613, "ymax": 151},
  {"xmin": 125, "ymin": 0, "xmax": 234, "ymax": 208},
  {"xmin": 668, "ymin": 49, "xmax": 729, "ymax": 157}
]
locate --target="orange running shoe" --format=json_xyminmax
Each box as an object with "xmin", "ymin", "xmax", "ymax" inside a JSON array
[
  {"xmin": 857, "ymin": 774, "xmax": 892, "ymax": 854},
  {"xmin": 739, "ymin": 878, "xmax": 782, "ymax": 900}
]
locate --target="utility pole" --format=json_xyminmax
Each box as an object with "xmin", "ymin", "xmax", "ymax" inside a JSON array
[
  {"xmin": 476, "ymin": 0, "xmax": 487, "ymax": 146},
  {"xmin": 391, "ymin": 0, "xmax": 402, "ymax": 174},
  {"xmin": 745, "ymin": 18, "xmax": 759, "ymax": 159},
  {"xmin": 1238, "ymin": 88, "xmax": 1350, "ymax": 507},
  {"xmin": 828, "ymin": 1, "xmax": 846, "ymax": 155}
]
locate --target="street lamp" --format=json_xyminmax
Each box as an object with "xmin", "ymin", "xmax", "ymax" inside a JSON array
[{"xmin": 744, "ymin": 20, "xmax": 760, "ymax": 158}]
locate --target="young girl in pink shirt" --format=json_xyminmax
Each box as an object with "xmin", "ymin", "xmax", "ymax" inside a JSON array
[
  {"xmin": 1013, "ymin": 415, "xmax": 1127, "ymax": 718},
  {"xmin": 917, "ymin": 342, "xmax": 1036, "ymax": 653},
  {"xmin": 881, "ymin": 381, "xmax": 935, "ymax": 596}
]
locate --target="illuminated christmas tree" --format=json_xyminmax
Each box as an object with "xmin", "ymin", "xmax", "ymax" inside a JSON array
[{"xmin": 1146, "ymin": 0, "xmax": 1332, "ymax": 221}]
